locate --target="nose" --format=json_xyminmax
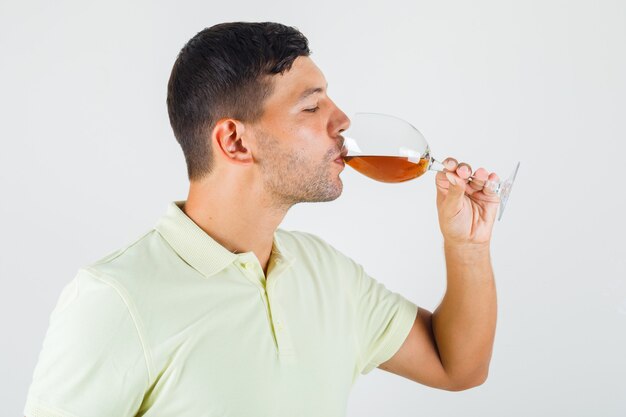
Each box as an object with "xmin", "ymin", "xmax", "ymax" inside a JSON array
[{"xmin": 329, "ymin": 100, "xmax": 351, "ymax": 139}]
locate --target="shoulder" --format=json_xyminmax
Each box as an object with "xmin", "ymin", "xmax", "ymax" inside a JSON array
[
  {"xmin": 276, "ymin": 228, "xmax": 358, "ymax": 270},
  {"xmin": 78, "ymin": 228, "xmax": 167, "ymax": 293},
  {"xmin": 85, "ymin": 229, "xmax": 156, "ymax": 269},
  {"xmin": 276, "ymin": 228, "xmax": 338, "ymax": 254}
]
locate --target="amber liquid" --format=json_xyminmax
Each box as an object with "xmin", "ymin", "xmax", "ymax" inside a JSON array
[{"xmin": 343, "ymin": 155, "xmax": 430, "ymax": 183}]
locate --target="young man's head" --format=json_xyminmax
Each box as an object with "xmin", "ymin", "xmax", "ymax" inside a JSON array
[{"xmin": 167, "ymin": 22, "xmax": 350, "ymax": 207}]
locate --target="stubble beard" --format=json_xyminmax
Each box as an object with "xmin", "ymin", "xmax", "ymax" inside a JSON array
[{"xmin": 256, "ymin": 131, "xmax": 343, "ymax": 210}]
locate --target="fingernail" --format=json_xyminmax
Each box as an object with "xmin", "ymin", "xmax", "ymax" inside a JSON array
[
  {"xmin": 445, "ymin": 172, "xmax": 457, "ymax": 185},
  {"xmin": 445, "ymin": 160, "xmax": 455, "ymax": 169},
  {"xmin": 459, "ymin": 166, "xmax": 469, "ymax": 176}
]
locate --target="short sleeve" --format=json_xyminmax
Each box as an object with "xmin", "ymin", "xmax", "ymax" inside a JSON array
[
  {"xmin": 23, "ymin": 269, "xmax": 151, "ymax": 417},
  {"xmin": 351, "ymin": 263, "xmax": 418, "ymax": 375}
]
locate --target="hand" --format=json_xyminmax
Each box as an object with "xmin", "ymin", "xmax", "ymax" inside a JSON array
[{"xmin": 435, "ymin": 157, "xmax": 500, "ymax": 246}]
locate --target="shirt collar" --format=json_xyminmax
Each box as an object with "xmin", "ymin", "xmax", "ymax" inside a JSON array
[{"xmin": 154, "ymin": 200, "xmax": 294, "ymax": 278}]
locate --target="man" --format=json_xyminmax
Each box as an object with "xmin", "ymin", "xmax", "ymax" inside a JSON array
[{"xmin": 24, "ymin": 22, "xmax": 500, "ymax": 417}]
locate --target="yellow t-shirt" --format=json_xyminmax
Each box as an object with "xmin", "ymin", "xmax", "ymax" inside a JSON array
[{"xmin": 24, "ymin": 200, "xmax": 418, "ymax": 417}]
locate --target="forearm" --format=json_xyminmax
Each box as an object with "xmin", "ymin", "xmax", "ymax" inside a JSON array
[{"xmin": 431, "ymin": 241, "xmax": 497, "ymax": 386}]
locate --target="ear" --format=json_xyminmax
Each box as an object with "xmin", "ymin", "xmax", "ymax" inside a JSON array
[{"xmin": 212, "ymin": 118, "xmax": 253, "ymax": 165}]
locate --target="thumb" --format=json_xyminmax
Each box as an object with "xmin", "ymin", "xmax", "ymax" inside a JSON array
[{"xmin": 442, "ymin": 171, "xmax": 466, "ymax": 215}]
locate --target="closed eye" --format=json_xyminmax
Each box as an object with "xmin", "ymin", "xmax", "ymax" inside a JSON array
[{"xmin": 303, "ymin": 106, "xmax": 320, "ymax": 113}]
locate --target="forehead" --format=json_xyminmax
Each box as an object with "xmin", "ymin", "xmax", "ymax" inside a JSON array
[{"xmin": 264, "ymin": 56, "xmax": 327, "ymax": 107}]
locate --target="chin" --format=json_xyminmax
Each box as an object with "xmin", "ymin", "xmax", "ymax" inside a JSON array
[{"xmin": 326, "ymin": 182, "xmax": 343, "ymax": 202}]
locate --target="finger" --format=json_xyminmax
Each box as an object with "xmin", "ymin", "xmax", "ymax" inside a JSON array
[
  {"xmin": 436, "ymin": 157, "xmax": 459, "ymax": 184},
  {"xmin": 456, "ymin": 162, "xmax": 472, "ymax": 180},
  {"xmin": 483, "ymin": 172, "xmax": 501, "ymax": 197},
  {"xmin": 443, "ymin": 157, "xmax": 458, "ymax": 171},
  {"xmin": 467, "ymin": 167, "xmax": 489, "ymax": 194},
  {"xmin": 442, "ymin": 170, "xmax": 466, "ymax": 216}
]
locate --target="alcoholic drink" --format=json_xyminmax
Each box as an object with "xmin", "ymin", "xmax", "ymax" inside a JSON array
[{"xmin": 343, "ymin": 155, "xmax": 429, "ymax": 183}]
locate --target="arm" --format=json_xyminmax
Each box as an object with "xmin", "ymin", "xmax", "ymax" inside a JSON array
[
  {"xmin": 432, "ymin": 241, "xmax": 496, "ymax": 387},
  {"xmin": 379, "ymin": 157, "xmax": 499, "ymax": 390}
]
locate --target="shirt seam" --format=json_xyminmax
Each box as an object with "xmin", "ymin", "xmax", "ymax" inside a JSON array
[
  {"xmin": 364, "ymin": 297, "xmax": 418, "ymax": 373},
  {"xmin": 352, "ymin": 263, "xmax": 366, "ymax": 372},
  {"xmin": 81, "ymin": 267, "xmax": 155, "ymax": 384},
  {"xmin": 88, "ymin": 229, "xmax": 154, "ymax": 268},
  {"xmin": 24, "ymin": 397, "xmax": 80, "ymax": 417}
]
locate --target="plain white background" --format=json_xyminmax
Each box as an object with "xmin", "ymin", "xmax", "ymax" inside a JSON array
[{"xmin": 1, "ymin": 0, "xmax": 625, "ymax": 416}]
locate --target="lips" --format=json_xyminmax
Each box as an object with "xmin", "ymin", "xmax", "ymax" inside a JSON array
[
  {"xmin": 333, "ymin": 147, "xmax": 347, "ymax": 167},
  {"xmin": 334, "ymin": 156, "xmax": 345, "ymax": 167}
]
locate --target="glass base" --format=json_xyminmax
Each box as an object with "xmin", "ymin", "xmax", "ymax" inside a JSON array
[{"xmin": 497, "ymin": 161, "xmax": 520, "ymax": 221}]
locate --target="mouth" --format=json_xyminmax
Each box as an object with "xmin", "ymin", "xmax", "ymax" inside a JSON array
[
  {"xmin": 335, "ymin": 148, "xmax": 348, "ymax": 162},
  {"xmin": 334, "ymin": 147, "xmax": 348, "ymax": 164}
]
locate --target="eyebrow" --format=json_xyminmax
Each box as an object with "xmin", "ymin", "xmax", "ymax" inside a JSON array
[{"xmin": 297, "ymin": 83, "xmax": 328, "ymax": 102}]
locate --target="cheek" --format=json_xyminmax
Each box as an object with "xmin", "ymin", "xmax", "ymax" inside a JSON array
[
  {"xmin": 284, "ymin": 147, "xmax": 308, "ymax": 168},
  {"xmin": 287, "ymin": 117, "xmax": 325, "ymax": 140},
  {"xmin": 279, "ymin": 121, "xmax": 331, "ymax": 165}
]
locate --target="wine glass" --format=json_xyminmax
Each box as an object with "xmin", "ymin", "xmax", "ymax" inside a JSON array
[{"xmin": 342, "ymin": 112, "xmax": 520, "ymax": 221}]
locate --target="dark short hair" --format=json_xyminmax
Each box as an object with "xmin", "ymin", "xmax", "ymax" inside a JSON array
[{"xmin": 166, "ymin": 22, "xmax": 311, "ymax": 181}]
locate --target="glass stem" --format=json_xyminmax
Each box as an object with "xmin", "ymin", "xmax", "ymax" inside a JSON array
[{"xmin": 428, "ymin": 157, "xmax": 446, "ymax": 173}]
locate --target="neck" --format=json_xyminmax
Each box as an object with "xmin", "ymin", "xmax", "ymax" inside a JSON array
[{"xmin": 182, "ymin": 172, "xmax": 288, "ymax": 276}]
